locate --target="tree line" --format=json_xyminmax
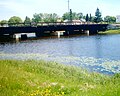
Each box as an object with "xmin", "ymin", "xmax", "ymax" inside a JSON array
[{"xmin": 0, "ymin": 8, "xmax": 116, "ymax": 26}]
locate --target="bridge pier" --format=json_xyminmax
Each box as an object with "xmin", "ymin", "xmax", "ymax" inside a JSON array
[
  {"xmin": 89, "ymin": 29, "xmax": 98, "ymax": 35},
  {"xmin": 21, "ymin": 34, "xmax": 27, "ymax": 40},
  {"xmin": 0, "ymin": 35, "xmax": 13, "ymax": 42},
  {"xmin": 84, "ymin": 30, "xmax": 89, "ymax": 36},
  {"xmin": 57, "ymin": 31, "xmax": 61, "ymax": 38},
  {"xmin": 35, "ymin": 32, "xmax": 44, "ymax": 37},
  {"xmin": 63, "ymin": 30, "xmax": 69, "ymax": 36},
  {"xmin": 13, "ymin": 34, "xmax": 19, "ymax": 41}
]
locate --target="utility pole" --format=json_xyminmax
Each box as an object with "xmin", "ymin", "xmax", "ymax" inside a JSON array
[{"xmin": 68, "ymin": 0, "xmax": 70, "ymax": 12}]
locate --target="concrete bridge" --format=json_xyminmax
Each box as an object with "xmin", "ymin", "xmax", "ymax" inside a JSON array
[{"xmin": 0, "ymin": 22, "xmax": 108, "ymax": 39}]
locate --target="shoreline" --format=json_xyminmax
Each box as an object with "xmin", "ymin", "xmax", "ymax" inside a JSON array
[
  {"xmin": 0, "ymin": 60, "xmax": 120, "ymax": 96},
  {"xmin": 98, "ymin": 29, "xmax": 120, "ymax": 35}
]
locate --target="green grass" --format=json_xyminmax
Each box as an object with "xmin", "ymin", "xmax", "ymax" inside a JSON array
[
  {"xmin": 0, "ymin": 60, "xmax": 120, "ymax": 96},
  {"xmin": 99, "ymin": 29, "xmax": 120, "ymax": 35}
]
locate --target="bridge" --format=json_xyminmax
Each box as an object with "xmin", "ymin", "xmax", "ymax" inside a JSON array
[{"xmin": 0, "ymin": 22, "xmax": 108, "ymax": 39}]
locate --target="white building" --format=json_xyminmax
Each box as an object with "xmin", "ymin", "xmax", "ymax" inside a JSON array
[{"xmin": 116, "ymin": 15, "xmax": 120, "ymax": 23}]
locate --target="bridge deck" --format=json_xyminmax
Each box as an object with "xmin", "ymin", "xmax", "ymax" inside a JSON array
[{"xmin": 0, "ymin": 23, "xmax": 108, "ymax": 36}]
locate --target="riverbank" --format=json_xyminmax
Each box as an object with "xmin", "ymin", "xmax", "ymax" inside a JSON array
[
  {"xmin": 0, "ymin": 60, "xmax": 120, "ymax": 96},
  {"xmin": 98, "ymin": 29, "xmax": 120, "ymax": 34}
]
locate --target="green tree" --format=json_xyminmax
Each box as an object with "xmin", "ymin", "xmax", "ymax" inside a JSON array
[
  {"xmin": 83, "ymin": 15, "xmax": 86, "ymax": 20},
  {"xmin": 91, "ymin": 16, "xmax": 95, "ymax": 22},
  {"xmin": 77, "ymin": 13, "xmax": 83, "ymax": 20},
  {"xmin": 24, "ymin": 16, "xmax": 31, "ymax": 26},
  {"xmin": 48, "ymin": 13, "xmax": 58, "ymax": 22},
  {"xmin": 70, "ymin": 9, "xmax": 72, "ymax": 21},
  {"xmin": 62, "ymin": 12, "xmax": 70, "ymax": 20},
  {"xmin": 32, "ymin": 13, "xmax": 42, "ymax": 23},
  {"xmin": 94, "ymin": 8, "xmax": 102, "ymax": 23},
  {"xmin": 86, "ymin": 14, "xmax": 89, "ymax": 22},
  {"xmin": 42, "ymin": 13, "xmax": 50, "ymax": 22},
  {"xmin": 8, "ymin": 16, "xmax": 22, "ymax": 23},
  {"xmin": 42, "ymin": 13, "xmax": 59, "ymax": 22},
  {"xmin": 104, "ymin": 16, "xmax": 116, "ymax": 23},
  {"xmin": 62, "ymin": 12, "xmax": 83, "ymax": 21},
  {"xmin": 32, "ymin": 13, "xmax": 58, "ymax": 23},
  {"xmin": 72, "ymin": 12, "xmax": 80, "ymax": 20},
  {"xmin": 89, "ymin": 14, "xmax": 92, "ymax": 22},
  {"xmin": 8, "ymin": 16, "xmax": 22, "ymax": 26},
  {"xmin": 0, "ymin": 20, "xmax": 8, "ymax": 26}
]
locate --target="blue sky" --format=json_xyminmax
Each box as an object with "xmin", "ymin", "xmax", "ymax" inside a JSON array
[{"xmin": 0, "ymin": 0, "xmax": 120, "ymax": 20}]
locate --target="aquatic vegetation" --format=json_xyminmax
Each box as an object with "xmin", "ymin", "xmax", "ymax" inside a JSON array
[{"xmin": 0, "ymin": 53, "xmax": 120, "ymax": 74}]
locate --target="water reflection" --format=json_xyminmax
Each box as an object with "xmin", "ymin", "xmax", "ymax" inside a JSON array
[{"xmin": 0, "ymin": 34, "xmax": 120, "ymax": 74}]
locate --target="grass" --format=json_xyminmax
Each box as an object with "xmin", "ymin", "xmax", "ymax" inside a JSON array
[
  {"xmin": 0, "ymin": 60, "xmax": 120, "ymax": 96},
  {"xmin": 98, "ymin": 29, "xmax": 120, "ymax": 35}
]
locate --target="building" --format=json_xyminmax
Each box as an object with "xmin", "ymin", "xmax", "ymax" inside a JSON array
[
  {"xmin": 116, "ymin": 15, "xmax": 120, "ymax": 23},
  {"xmin": 64, "ymin": 19, "xmax": 85, "ymax": 24}
]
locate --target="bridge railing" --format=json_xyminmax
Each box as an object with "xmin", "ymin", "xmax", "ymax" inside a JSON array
[{"xmin": 0, "ymin": 22, "xmax": 106, "ymax": 27}]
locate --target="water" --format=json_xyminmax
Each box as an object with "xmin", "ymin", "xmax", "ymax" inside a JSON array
[{"xmin": 0, "ymin": 34, "xmax": 120, "ymax": 74}]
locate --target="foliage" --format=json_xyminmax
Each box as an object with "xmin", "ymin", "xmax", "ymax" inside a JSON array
[
  {"xmin": 0, "ymin": 20, "xmax": 8, "ymax": 24},
  {"xmin": 32, "ymin": 13, "xmax": 42, "ymax": 23},
  {"xmin": 32, "ymin": 13, "xmax": 59, "ymax": 23},
  {"xmin": 24, "ymin": 16, "xmax": 31, "ymax": 26},
  {"xmin": 62, "ymin": 12, "xmax": 83, "ymax": 20},
  {"xmin": 8, "ymin": 16, "xmax": 22, "ymax": 26},
  {"xmin": 89, "ymin": 14, "xmax": 92, "ymax": 22},
  {"xmin": 78, "ymin": 13, "xmax": 83, "ymax": 20},
  {"xmin": 62, "ymin": 12, "xmax": 70, "ymax": 20},
  {"xmin": 85, "ymin": 14, "xmax": 94, "ymax": 22},
  {"xmin": 0, "ymin": 10, "xmax": 117, "ymax": 24},
  {"xmin": 8, "ymin": 16, "xmax": 22, "ymax": 24},
  {"xmin": 0, "ymin": 20, "xmax": 8, "ymax": 26},
  {"xmin": 42, "ymin": 13, "xmax": 59, "ymax": 22},
  {"xmin": 94, "ymin": 8, "xmax": 103, "ymax": 23},
  {"xmin": 0, "ymin": 60, "xmax": 120, "ymax": 96},
  {"xmin": 91, "ymin": 16, "xmax": 95, "ymax": 22},
  {"xmin": 70, "ymin": 9, "xmax": 72, "ymax": 21},
  {"xmin": 85, "ymin": 14, "xmax": 89, "ymax": 22},
  {"xmin": 104, "ymin": 16, "xmax": 116, "ymax": 23}
]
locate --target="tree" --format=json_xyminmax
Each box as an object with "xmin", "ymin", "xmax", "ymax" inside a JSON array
[
  {"xmin": 32, "ymin": 13, "xmax": 59, "ymax": 23},
  {"xmin": 94, "ymin": 8, "xmax": 102, "ymax": 23},
  {"xmin": 8, "ymin": 16, "xmax": 22, "ymax": 26},
  {"xmin": 24, "ymin": 16, "xmax": 31, "ymax": 26},
  {"xmin": 70, "ymin": 9, "xmax": 72, "ymax": 21},
  {"xmin": 8, "ymin": 16, "xmax": 22, "ymax": 23},
  {"xmin": 104, "ymin": 16, "xmax": 116, "ymax": 23},
  {"xmin": 77, "ymin": 13, "xmax": 83, "ymax": 20},
  {"xmin": 0, "ymin": 20, "xmax": 8, "ymax": 26},
  {"xmin": 62, "ymin": 12, "xmax": 70, "ymax": 20},
  {"xmin": 86, "ymin": 14, "xmax": 89, "ymax": 22},
  {"xmin": 48, "ymin": 13, "xmax": 58, "ymax": 22},
  {"xmin": 91, "ymin": 16, "xmax": 95, "ymax": 22},
  {"xmin": 62, "ymin": 12, "xmax": 83, "ymax": 21},
  {"xmin": 89, "ymin": 14, "xmax": 92, "ymax": 22},
  {"xmin": 32, "ymin": 13, "xmax": 42, "ymax": 23},
  {"xmin": 42, "ymin": 13, "xmax": 59, "ymax": 22}
]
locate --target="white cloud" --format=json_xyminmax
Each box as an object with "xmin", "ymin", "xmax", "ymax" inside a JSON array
[
  {"xmin": 0, "ymin": 0, "xmax": 120, "ymax": 20},
  {"xmin": 0, "ymin": 0, "xmax": 34, "ymax": 20}
]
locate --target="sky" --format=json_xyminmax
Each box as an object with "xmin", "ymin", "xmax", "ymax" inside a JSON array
[{"xmin": 0, "ymin": 0, "xmax": 120, "ymax": 20}]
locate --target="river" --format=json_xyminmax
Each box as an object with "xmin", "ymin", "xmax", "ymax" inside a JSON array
[{"xmin": 0, "ymin": 34, "xmax": 120, "ymax": 75}]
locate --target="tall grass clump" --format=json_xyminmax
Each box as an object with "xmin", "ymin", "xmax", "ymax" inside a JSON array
[
  {"xmin": 0, "ymin": 60, "xmax": 120, "ymax": 96},
  {"xmin": 99, "ymin": 29, "xmax": 120, "ymax": 34}
]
